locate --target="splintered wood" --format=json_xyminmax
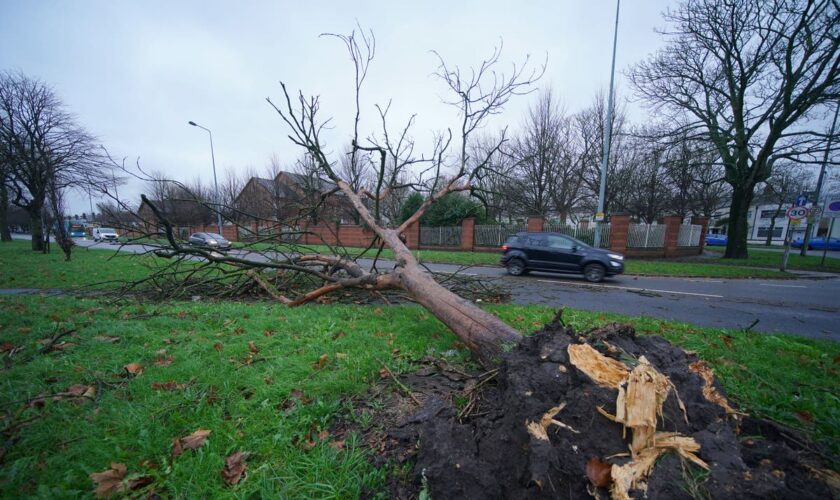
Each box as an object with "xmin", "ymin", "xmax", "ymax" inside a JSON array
[
  {"xmin": 526, "ymin": 402, "xmax": 579, "ymax": 441},
  {"xmin": 688, "ymin": 360, "xmax": 742, "ymax": 417},
  {"xmin": 567, "ymin": 343, "xmax": 630, "ymax": 389},
  {"xmin": 568, "ymin": 345, "xmax": 708, "ymax": 500}
]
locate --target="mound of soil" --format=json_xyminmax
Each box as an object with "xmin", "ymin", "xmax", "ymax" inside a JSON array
[{"xmin": 341, "ymin": 315, "xmax": 838, "ymax": 499}]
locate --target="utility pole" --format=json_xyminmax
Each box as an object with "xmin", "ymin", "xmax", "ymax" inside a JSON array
[
  {"xmin": 189, "ymin": 121, "xmax": 224, "ymax": 235},
  {"xmin": 800, "ymin": 102, "xmax": 839, "ymax": 256},
  {"xmin": 594, "ymin": 0, "xmax": 620, "ymax": 248}
]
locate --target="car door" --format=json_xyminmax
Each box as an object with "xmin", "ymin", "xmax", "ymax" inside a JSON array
[
  {"xmin": 522, "ymin": 234, "xmax": 558, "ymax": 271},
  {"xmin": 544, "ymin": 235, "xmax": 584, "ymax": 271}
]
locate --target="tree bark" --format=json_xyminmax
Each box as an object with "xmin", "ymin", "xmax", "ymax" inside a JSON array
[
  {"xmin": 29, "ymin": 206, "xmax": 44, "ymax": 252},
  {"xmin": 0, "ymin": 184, "xmax": 11, "ymax": 242},
  {"xmin": 723, "ymin": 184, "xmax": 753, "ymax": 259}
]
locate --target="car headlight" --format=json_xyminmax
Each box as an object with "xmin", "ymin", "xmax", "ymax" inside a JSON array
[
  {"xmin": 207, "ymin": 240, "xmax": 217, "ymax": 245},
  {"xmin": 607, "ymin": 253, "xmax": 624, "ymax": 261}
]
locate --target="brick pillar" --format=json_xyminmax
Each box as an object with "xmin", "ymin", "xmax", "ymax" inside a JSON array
[
  {"xmin": 460, "ymin": 217, "xmax": 475, "ymax": 250},
  {"xmin": 403, "ymin": 220, "xmax": 420, "ymax": 249},
  {"xmin": 663, "ymin": 216, "xmax": 683, "ymax": 258},
  {"xmin": 527, "ymin": 216, "xmax": 545, "ymax": 232},
  {"xmin": 222, "ymin": 225, "xmax": 237, "ymax": 242},
  {"xmin": 609, "ymin": 214, "xmax": 630, "ymax": 254},
  {"xmin": 692, "ymin": 216, "xmax": 709, "ymax": 254}
]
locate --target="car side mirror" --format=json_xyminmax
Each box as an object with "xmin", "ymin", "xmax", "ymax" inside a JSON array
[{"xmin": 571, "ymin": 245, "xmax": 578, "ymax": 252}]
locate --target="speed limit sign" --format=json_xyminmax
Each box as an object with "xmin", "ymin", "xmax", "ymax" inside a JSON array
[{"xmin": 786, "ymin": 206, "xmax": 809, "ymax": 220}]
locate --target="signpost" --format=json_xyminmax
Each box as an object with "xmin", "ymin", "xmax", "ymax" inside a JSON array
[
  {"xmin": 782, "ymin": 205, "xmax": 813, "ymax": 271},
  {"xmin": 820, "ymin": 197, "xmax": 840, "ymax": 266},
  {"xmin": 795, "ymin": 194, "xmax": 808, "ymax": 207}
]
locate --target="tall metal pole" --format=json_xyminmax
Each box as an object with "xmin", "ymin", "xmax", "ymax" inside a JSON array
[
  {"xmin": 594, "ymin": 0, "xmax": 621, "ymax": 248},
  {"xmin": 800, "ymin": 102, "xmax": 839, "ymax": 256},
  {"xmin": 189, "ymin": 121, "xmax": 224, "ymax": 235}
]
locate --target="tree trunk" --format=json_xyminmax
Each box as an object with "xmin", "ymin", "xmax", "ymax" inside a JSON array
[
  {"xmin": 723, "ymin": 184, "xmax": 753, "ymax": 259},
  {"xmin": 29, "ymin": 207, "xmax": 45, "ymax": 252},
  {"xmin": 397, "ymin": 266, "xmax": 521, "ymax": 364},
  {"xmin": 766, "ymin": 217, "xmax": 777, "ymax": 246},
  {"xmin": 0, "ymin": 184, "xmax": 11, "ymax": 242}
]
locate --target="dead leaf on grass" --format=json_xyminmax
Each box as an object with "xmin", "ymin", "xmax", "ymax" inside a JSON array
[
  {"xmin": 172, "ymin": 429, "xmax": 212, "ymax": 458},
  {"xmin": 722, "ymin": 335, "xmax": 735, "ymax": 349},
  {"xmin": 123, "ymin": 363, "xmax": 144, "ymax": 377},
  {"xmin": 0, "ymin": 342, "xmax": 16, "ymax": 352},
  {"xmin": 90, "ymin": 462, "xmax": 126, "ymax": 498},
  {"xmin": 220, "ymin": 451, "xmax": 249, "ymax": 486},
  {"xmin": 329, "ymin": 439, "xmax": 345, "ymax": 451},
  {"xmin": 312, "ymin": 354, "xmax": 329, "ymax": 370},
  {"xmin": 151, "ymin": 381, "xmax": 185, "ymax": 391},
  {"xmin": 248, "ymin": 341, "xmax": 259, "ymax": 354},
  {"xmin": 154, "ymin": 357, "xmax": 174, "ymax": 367},
  {"xmin": 586, "ymin": 457, "xmax": 612, "ymax": 488},
  {"xmin": 93, "ymin": 335, "xmax": 120, "ymax": 343},
  {"xmin": 794, "ymin": 410, "xmax": 813, "ymax": 424},
  {"xmin": 213, "ymin": 342, "xmax": 224, "ymax": 351},
  {"xmin": 163, "ymin": 338, "xmax": 175, "ymax": 345}
]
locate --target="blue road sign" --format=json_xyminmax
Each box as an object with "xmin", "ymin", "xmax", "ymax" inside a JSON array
[{"xmin": 795, "ymin": 195, "xmax": 808, "ymax": 207}]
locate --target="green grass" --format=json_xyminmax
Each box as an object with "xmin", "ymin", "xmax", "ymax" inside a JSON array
[
  {"xmin": 704, "ymin": 246, "xmax": 840, "ymax": 273},
  {"xmin": 1, "ymin": 297, "xmax": 837, "ymax": 497},
  {"xmin": 0, "ymin": 240, "xmax": 159, "ymax": 289}
]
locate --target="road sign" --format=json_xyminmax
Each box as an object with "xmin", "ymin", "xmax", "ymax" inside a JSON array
[
  {"xmin": 594, "ymin": 212, "xmax": 605, "ymax": 222},
  {"xmin": 807, "ymin": 206, "xmax": 823, "ymax": 223},
  {"xmin": 825, "ymin": 197, "xmax": 840, "ymax": 219},
  {"xmin": 786, "ymin": 206, "xmax": 809, "ymax": 220},
  {"xmin": 795, "ymin": 195, "xmax": 808, "ymax": 207},
  {"xmin": 790, "ymin": 219, "xmax": 801, "ymax": 226}
]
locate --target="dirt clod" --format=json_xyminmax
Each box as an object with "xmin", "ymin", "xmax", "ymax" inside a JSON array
[{"xmin": 348, "ymin": 317, "xmax": 836, "ymax": 499}]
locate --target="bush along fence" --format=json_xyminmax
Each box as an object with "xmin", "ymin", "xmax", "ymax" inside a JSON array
[{"xmin": 158, "ymin": 214, "xmax": 708, "ymax": 259}]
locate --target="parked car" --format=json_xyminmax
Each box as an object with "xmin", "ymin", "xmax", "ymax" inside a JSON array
[
  {"xmin": 790, "ymin": 237, "xmax": 840, "ymax": 251},
  {"xmin": 92, "ymin": 227, "xmax": 119, "ymax": 243},
  {"xmin": 705, "ymin": 234, "xmax": 727, "ymax": 246},
  {"xmin": 500, "ymin": 232, "xmax": 624, "ymax": 282},
  {"xmin": 188, "ymin": 232, "xmax": 232, "ymax": 251}
]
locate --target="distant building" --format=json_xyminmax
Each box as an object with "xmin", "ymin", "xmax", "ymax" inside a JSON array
[{"xmin": 234, "ymin": 171, "xmax": 353, "ymax": 225}]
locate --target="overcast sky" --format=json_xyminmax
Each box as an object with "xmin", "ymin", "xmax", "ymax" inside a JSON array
[{"xmin": 0, "ymin": 0, "xmax": 673, "ymax": 214}]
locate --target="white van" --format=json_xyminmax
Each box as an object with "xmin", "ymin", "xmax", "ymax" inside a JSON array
[{"xmin": 92, "ymin": 227, "xmax": 119, "ymax": 243}]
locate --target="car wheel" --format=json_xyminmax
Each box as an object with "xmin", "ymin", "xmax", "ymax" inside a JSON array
[
  {"xmin": 506, "ymin": 258, "xmax": 527, "ymax": 276},
  {"xmin": 583, "ymin": 263, "xmax": 606, "ymax": 283}
]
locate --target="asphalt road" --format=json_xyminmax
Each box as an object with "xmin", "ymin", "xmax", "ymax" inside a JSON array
[{"xmin": 12, "ymin": 235, "xmax": 840, "ymax": 341}]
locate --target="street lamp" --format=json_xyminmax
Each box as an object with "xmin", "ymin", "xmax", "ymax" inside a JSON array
[
  {"xmin": 188, "ymin": 120, "xmax": 223, "ymax": 235},
  {"xmin": 594, "ymin": 0, "xmax": 621, "ymax": 248}
]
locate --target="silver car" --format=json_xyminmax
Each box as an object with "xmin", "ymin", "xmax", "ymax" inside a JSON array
[{"xmin": 188, "ymin": 232, "xmax": 231, "ymax": 251}]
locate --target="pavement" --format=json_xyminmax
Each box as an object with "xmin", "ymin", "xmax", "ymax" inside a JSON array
[{"xmin": 8, "ymin": 234, "xmax": 840, "ymax": 342}]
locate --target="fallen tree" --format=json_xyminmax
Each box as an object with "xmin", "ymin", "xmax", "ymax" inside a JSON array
[{"xmin": 109, "ymin": 28, "xmax": 545, "ymax": 365}]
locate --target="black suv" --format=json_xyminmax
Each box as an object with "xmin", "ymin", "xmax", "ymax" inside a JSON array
[{"xmin": 500, "ymin": 232, "xmax": 624, "ymax": 282}]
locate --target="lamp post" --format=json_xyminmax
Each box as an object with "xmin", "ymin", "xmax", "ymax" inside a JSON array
[
  {"xmin": 594, "ymin": 0, "xmax": 620, "ymax": 248},
  {"xmin": 188, "ymin": 120, "xmax": 223, "ymax": 235}
]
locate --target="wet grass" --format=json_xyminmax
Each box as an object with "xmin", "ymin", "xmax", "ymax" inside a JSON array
[
  {"xmin": 704, "ymin": 247, "xmax": 840, "ymax": 273},
  {"xmin": 0, "ymin": 296, "xmax": 837, "ymax": 496}
]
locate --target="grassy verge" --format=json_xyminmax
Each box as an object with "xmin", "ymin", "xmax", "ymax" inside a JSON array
[
  {"xmin": 704, "ymin": 247, "xmax": 840, "ymax": 273},
  {"xmin": 0, "ymin": 240, "xmax": 157, "ymax": 289},
  {"xmin": 1, "ymin": 296, "xmax": 837, "ymax": 496}
]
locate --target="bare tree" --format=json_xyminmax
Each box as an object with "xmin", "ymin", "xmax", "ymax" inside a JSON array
[
  {"xmin": 139, "ymin": 30, "xmax": 543, "ymax": 364},
  {"xmin": 760, "ymin": 162, "xmax": 812, "ymax": 245},
  {"xmin": 629, "ymin": 0, "xmax": 840, "ymax": 258},
  {"xmin": 0, "ymin": 71, "xmax": 106, "ymax": 251}
]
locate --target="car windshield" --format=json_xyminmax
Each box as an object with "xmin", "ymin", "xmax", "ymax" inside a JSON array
[
  {"xmin": 100, "ymin": 228, "xmax": 116, "ymax": 233},
  {"xmin": 206, "ymin": 233, "xmax": 225, "ymax": 240}
]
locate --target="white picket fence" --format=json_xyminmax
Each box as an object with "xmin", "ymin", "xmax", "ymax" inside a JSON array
[
  {"xmin": 543, "ymin": 222, "xmax": 611, "ymax": 248},
  {"xmin": 627, "ymin": 224, "xmax": 666, "ymax": 248},
  {"xmin": 678, "ymin": 224, "xmax": 703, "ymax": 247},
  {"xmin": 474, "ymin": 224, "xmax": 527, "ymax": 247},
  {"xmin": 420, "ymin": 226, "xmax": 462, "ymax": 246}
]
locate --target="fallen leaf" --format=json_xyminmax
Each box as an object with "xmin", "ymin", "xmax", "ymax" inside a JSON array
[
  {"xmin": 794, "ymin": 410, "xmax": 813, "ymax": 424},
  {"xmin": 123, "ymin": 363, "xmax": 144, "ymax": 377},
  {"xmin": 154, "ymin": 357, "xmax": 174, "ymax": 367},
  {"xmin": 331, "ymin": 331, "xmax": 346, "ymax": 340},
  {"xmin": 220, "ymin": 451, "xmax": 249, "ymax": 486},
  {"xmin": 52, "ymin": 342, "xmax": 76, "ymax": 351},
  {"xmin": 213, "ymin": 342, "xmax": 223, "ymax": 351},
  {"xmin": 180, "ymin": 429, "xmax": 212, "ymax": 450},
  {"xmin": 163, "ymin": 338, "xmax": 175, "ymax": 345},
  {"xmin": 90, "ymin": 462, "xmax": 127, "ymax": 498},
  {"xmin": 312, "ymin": 354, "xmax": 329, "ymax": 370},
  {"xmin": 379, "ymin": 367, "xmax": 389, "ymax": 379},
  {"xmin": 171, "ymin": 438, "xmax": 183, "ymax": 458},
  {"xmin": 263, "ymin": 329, "xmax": 274, "ymax": 337},
  {"xmin": 722, "ymin": 335, "xmax": 734, "ymax": 349},
  {"xmin": 248, "ymin": 341, "xmax": 259, "ymax": 354},
  {"xmin": 586, "ymin": 457, "xmax": 612, "ymax": 487},
  {"xmin": 329, "ymin": 439, "xmax": 346, "ymax": 451},
  {"xmin": 0, "ymin": 342, "xmax": 15, "ymax": 352},
  {"xmin": 62, "ymin": 384, "xmax": 96, "ymax": 398},
  {"xmin": 93, "ymin": 335, "xmax": 121, "ymax": 343},
  {"xmin": 151, "ymin": 381, "xmax": 184, "ymax": 391}
]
